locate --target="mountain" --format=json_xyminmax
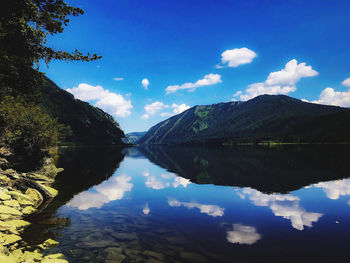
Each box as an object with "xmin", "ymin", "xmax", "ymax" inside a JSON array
[
  {"xmin": 126, "ymin": 132, "xmax": 147, "ymax": 144},
  {"xmin": 139, "ymin": 95, "xmax": 350, "ymax": 145},
  {"xmin": 40, "ymin": 77, "xmax": 128, "ymax": 146}
]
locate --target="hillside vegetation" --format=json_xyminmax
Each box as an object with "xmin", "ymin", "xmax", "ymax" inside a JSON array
[{"xmin": 139, "ymin": 95, "xmax": 350, "ymax": 145}]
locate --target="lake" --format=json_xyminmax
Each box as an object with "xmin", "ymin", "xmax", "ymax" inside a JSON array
[{"xmin": 22, "ymin": 145, "xmax": 350, "ymax": 263}]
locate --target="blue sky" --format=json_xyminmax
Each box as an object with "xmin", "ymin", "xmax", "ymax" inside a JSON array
[{"xmin": 41, "ymin": 0, "xmax": 350, "ymax": 133}]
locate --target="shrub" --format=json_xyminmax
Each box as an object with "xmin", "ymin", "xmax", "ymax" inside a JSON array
[{"xmin": 0, "ymin": 96, "xmax": 66, "ymax": 156}]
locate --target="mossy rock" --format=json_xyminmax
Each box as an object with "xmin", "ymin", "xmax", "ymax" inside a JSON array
[
  {"xmin": 3, "ymin": 200, "xmax": 20, "ymax": 208},
  {"xmin": 0, "ymin": 254, "xmax": 17, "ymax": 263},
  {"xmin": 22, "ymin": 206, "xmax": 36, "ymax": 215},
  {"xmin": 0, "ymin": 220, "xmax": 30, "ymax": 229},
  {"xmin": 22, "ymin": 250, "xmax": 43, "ymax": 261},
  {"xmin": 7, "ymin": 191, "xmax": 32, "ymax": 203},
  {"xmin": 10, "ymin": 248, "xmax": 23, "ymax": 261},
  {"xmin": 0, "ymin": 205, "xmax": 22, "ymax": 216},
  {"xmin": 43, "ymin": 253, "xmax": 65, "ymax": 259},
  {"xmin": 43, "ymin": 238, "xmax": 59, "ymax": 248},
  {"xmin": 0, "ymin": 233, "xmax": 21, "ymax": 246},
  {"xmin": 25, "ymin": 188, "xmax": 43, "ymax": 208},
  {"xmin": 41, "ymin": 258, "xmax": 69, "ymax": 263},
  {"xmin": 0, "ymin": 191, "xmax": 11, "ymax": 201},
  {"xmin": 17, "ymin": 199, "xmax": 34, "ymax": 207},
  {"xmin": 42, "ymin": 186, "xmax": 58, "ymax": 198}
]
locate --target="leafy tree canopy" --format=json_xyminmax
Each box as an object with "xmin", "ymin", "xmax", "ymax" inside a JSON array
[{"xmin": 0, "ymin": 0, "xmax": 101, "ymax": 98}]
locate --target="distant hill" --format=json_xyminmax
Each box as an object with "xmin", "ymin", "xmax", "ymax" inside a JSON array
[
  {"xmin": 139, "ymin": 95, "xmax": 350, "ymax": 145},
  {"xmin": 40, "ymin": 77, "xmax": 128, "ymax": 146},
  {"xmin": 126, "ymin": 132, "xmax": 147, "ymax": 144}
]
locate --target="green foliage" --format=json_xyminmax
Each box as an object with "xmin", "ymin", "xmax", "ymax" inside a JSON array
[
  {"xmin": 140, "ymin": 95, "xmax": 350, "ymax": 145},
  {"xmin": 0, "ymin": 96, "xmax": 70, "ymax": 156},
  {"xmin": 0, "ymin": 0, "xmax": 101, "ymax": 99}
]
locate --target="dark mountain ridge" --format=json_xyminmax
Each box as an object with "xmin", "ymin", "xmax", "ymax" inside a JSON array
[
  {"xmin": 139, "ymin": 95, "xmax": 350, "ymax": 145},
  {"xmin": 126, "ymin": 131, "xmax": 147, "ymax": 144},
  {"xmin": 40, "ymin": 77, "xmax": 128, "ymax": 146}
]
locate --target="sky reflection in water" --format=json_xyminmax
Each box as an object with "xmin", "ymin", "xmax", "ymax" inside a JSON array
[{"xmin": 41, "ymin": 146, "xmax": 350, "ymax": 262}]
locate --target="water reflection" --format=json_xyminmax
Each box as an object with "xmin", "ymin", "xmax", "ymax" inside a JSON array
[
  {"xmin": 226, "ymin": 224, "xmax": 261, "ymax": 245},
  {"xmin": 168, "ymin": 198, "xmax": 224, "ymax": 217},
  {"xmin": 20, "ymin": 145, "xmax": 350, "ymax": 263},
  {"xmin": 142, "ymin": 203, "xmax": 150, "ymax": 215},
  {"xmin": 238, "ymin": 188, "xmax": 323, "ymax": 230},
  {"xmin": 66, "ymin": 174, "xmax": 133, "ymax": 210},
  {"xmin": 314, "ymin": 178, "xmax": 350, "ymax": 200},
  {"xmin": 143, "ymin": 171, "xmax": 191, "ymax": 190},
  {"xmin": 139, "ymin": 144, "xmax": 350, "ymax": 193}
]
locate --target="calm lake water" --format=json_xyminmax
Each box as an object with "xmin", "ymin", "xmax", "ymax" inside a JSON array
[{"xmin": 22, "ymin": 145, "xmax": 350, "ymax": 263}]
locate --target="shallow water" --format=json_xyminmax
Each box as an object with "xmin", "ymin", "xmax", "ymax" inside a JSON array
[{"xmin": 22, "ymin": 145, "xmax": 350, "ymax": 262}]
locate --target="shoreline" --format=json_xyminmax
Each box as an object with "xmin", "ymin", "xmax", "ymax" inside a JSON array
[{"xmin": 0, "ymin": 147, "xmax": 68, "ymax": 262}]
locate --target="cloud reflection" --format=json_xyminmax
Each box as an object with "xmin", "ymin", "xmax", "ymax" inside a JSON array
[
  {"xmin": 240, "ymin": 188, "xmax": 322, "ymax": 231},
  {"xmin": 313, "ymin": 179, "xmax": 350, "ymax": 200},
  {"xmin": 143, "ymin": 203, "xmax": 150, "ymax": 215},
  {"xmin": 168, "ymin": 198, "xmax": 224, "ymax": 217},
  {"xmin": 226, "ymin": 224, "xmax": 261, "ymax": 245},
  {"xmin": 144, "ymin": 172, "xmax": 191, "ymax": 190},
  {"xmin": 66, "ymin": 174, "xmax": 133, "ymax": 210}
]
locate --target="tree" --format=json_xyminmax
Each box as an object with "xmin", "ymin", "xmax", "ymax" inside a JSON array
[{"xmin": 0, "ymin": 0, "xmax": 101, "ymax": 98}]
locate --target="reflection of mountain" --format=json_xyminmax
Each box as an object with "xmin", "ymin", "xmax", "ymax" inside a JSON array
[
  {"xmin": 139, "ymin": 145, "xmax": 350, "ymax": 193},
  {"xmin": 21, "ymin": 147, "xmax": 125, "ymax": 245}
]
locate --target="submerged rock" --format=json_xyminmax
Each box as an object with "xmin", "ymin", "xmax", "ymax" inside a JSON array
[
  {"xmin": 105, "ymin": 247, "xmax": 126, "ymax": 263},
  {"xmin": 43, "ymin": 238, "xmax": 59, "ymax": 248},
  {"xmin": 112, "ymin": 232, "xmax": 138, "ymax": 241}
]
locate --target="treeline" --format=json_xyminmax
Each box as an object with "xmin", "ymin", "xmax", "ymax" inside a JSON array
[{"xmin": 0, "ymin": 0, "xmax": 100, "ymax": 158}]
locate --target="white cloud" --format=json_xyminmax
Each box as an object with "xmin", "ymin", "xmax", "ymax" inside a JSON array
[
  {"xmin": 313, "ymin": 179, "xmax": 350, "ymax": 200},
  {"xmin": 240, "ymin": 188, "xmax": 322, "ymax": 231},
  {"xmin": 142, "ymin": 102, "xmax": 190, "ymax": 119},
  {"xmin": 172, "ymin": 103, "xmax": 190, "ymax": 114},
  {"xmin": 141, "ymin": 114, "xmax": 149, "ymax": 120},
  {"xmin": 234, "ymin": 59, "xmax": 318, "ymax": 101},
  {"xmin": 312, "ymin": 87, "xmax": 350, "ymax": 107},
  {"xmin": 218, "ymin": 47, "xmax": 257, "ymax": 68},
  {"xmin": 142, "ymin": 78, "xmax": 149, "ymax": 90},
  {"xmin": 144, "ymin": 101, "xmax": 168, "ymax": 115},
  {"xmin": 342, "ymin": 78, "xmax": 350, "ymax": 87},
  {"xmin": 226, "ymin": 224, "xmax": 261, "ymax": 245},
  {"xmin": 166, "ymin": 73, "xmax": 222, "ymax": 94},
  {"xmin": 143, "ymin": 203, "xmax": 150, "ymax": 215},
  {"xmin": 66, "ymin": 83, "xmax": 132, "ymax": 117},
  {"xmin": 66, "ymin": 174, "xmax": 133, "ymax": 210},
  {"xmin": 168, "ymin": 198, "xmax": 224, "ymax": 217},
  {"xmin": 113, "ymin": 77, "xmax": 124, "ymax": 81},
  {"xmin": 160, "ymin": 103, "xmax": 190, "ymax": 117}
]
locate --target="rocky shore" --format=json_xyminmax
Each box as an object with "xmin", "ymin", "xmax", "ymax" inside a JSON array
[{"xmin": 0, "ymin": 147, "xmax": 68, "ymax": 262}]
